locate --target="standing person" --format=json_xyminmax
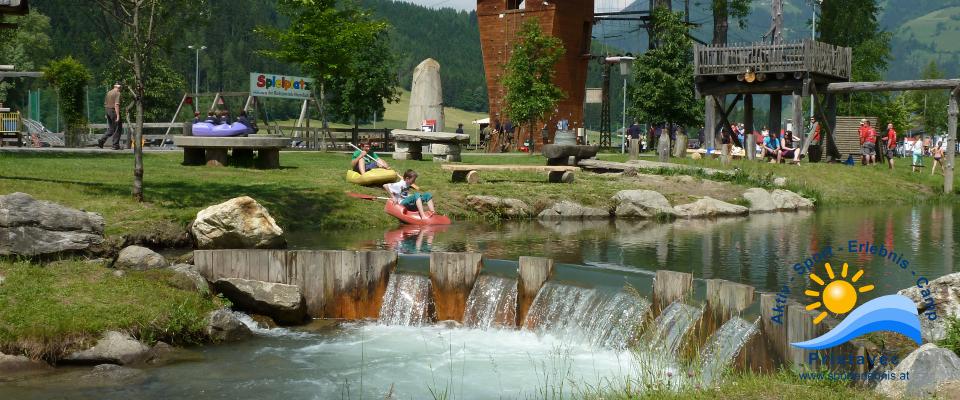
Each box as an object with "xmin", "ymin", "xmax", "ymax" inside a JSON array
[
  {"xmin": 455, "ymin": 123, "xmax": 464, "ymax": 134},
  {"xmin": 911, "ymin": 136, "xmax": 924, "ymax": 173},
  {"xmin": 923, "ymin": 136, "xmax": 932, "ymax": 156},
  {"xmin": 697, "ymin": 126, "xmax": 704, "ymax": 149},
  {"xmin": 859, "ymin": 119, "xmax": 877, "ymax": 165},
  {"xmin": 931, "ymin": 141, "xmax": 945, "ymax": 175},
  {"xmin": 97, "ymin": 83, "xmax": 122, "ymax": 150},
  {"xmin": 882, "ymin": 123, "xmax": 897, "ymax": 170}
]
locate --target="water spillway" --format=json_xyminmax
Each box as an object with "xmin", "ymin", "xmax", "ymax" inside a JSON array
[
  {"xmin": 699, "ymin": 317, "xmax": 760, "ymax": 385},
  {"xmin": 645, "ymin": 301, "xmax": 703, "ymax": 354},
  {"xmin": 378, "ymin": 273, "xmax": 433, "ymax": 326},
  {"xmin": 463, "ymin": 275, "xmax": 518, "ymax": 330}
]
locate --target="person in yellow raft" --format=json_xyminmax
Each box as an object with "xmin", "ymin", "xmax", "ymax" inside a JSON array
[{"xmin": 351, "ymin": 142, "xmax": 391, "ymax": 174}]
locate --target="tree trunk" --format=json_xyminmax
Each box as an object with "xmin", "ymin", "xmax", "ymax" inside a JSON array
[
  {"xmin": 712, "ymin": 0, "xmax": 729, "ymax": 46},
  {"xmin": 132, "ymin": 4, "xmax": 144, "ymax": 202}
]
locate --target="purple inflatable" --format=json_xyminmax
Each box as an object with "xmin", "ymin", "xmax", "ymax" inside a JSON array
[{"xmin": 191, "ymin": 122, "xmax": 252, "ymax": 137}]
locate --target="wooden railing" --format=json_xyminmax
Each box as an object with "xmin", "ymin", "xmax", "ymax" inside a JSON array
[{"xmin": 694, "ymin": 40, "xmax": 851, "ymax": 80}]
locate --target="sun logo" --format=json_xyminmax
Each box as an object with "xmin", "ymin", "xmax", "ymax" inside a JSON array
[{"xmin": 804, "ymin": 263, "xmax": 875, "ymax": 325}]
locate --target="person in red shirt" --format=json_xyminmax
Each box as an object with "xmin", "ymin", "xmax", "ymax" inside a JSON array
[
  {"xmin": 882, "ymin": 123, "xmax": 897, "ymax": 170},
  {"xmin": 858, "ymin": 119, "xmax": 877, "ymax": 165}
]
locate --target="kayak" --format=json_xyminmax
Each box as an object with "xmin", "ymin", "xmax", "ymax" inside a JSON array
[
  {"xmin": 384, "ymin": 200, "xmax": 451, "ymax": 226},
  {"xmin": 345, "ymin": 168, "xmax": 399, "ymax": 186}
]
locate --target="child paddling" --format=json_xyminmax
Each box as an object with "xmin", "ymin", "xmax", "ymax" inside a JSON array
[{"xmin": 384, "ymin": 169, "xmax": 436, "ymax": 220}]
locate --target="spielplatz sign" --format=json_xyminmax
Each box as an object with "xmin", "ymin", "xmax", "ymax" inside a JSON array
[{"xmin": 250, "ymin": 73, "xmax": 314, "ymax": 100}]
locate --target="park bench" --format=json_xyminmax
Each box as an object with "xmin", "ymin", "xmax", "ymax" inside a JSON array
[
  {"xmin": 440, "ymin": 164, "xmax": 579, "ymax": 184},
  {"xmin": 174, "ymin": 136, "xmax": 290, "ymax": 169},
  {"xmin": 391, "ymin": 129, "xmax": 470, "ymax": 162}
]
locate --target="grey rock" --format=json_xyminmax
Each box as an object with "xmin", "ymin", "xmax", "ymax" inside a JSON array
[
  {"xmin": 80, "ymin": 364, "xmax": 146, "ymax": 386},
  {"xmin": 249, "ymin": 314, "xmax": 278, "ymax": 329},
  {"xmin": 0, "ymin": 192, "xmax": 105, "ymax": 256},
  {"xmin": 169, "ymin": 264, "xmax": 209, "ymax": 294},
  {"xmin": 114, "ymin": 245, "xmax": 167, "ymax": 270},
  {"xmin": 742, "ymin": 188, "xmax": 777, "ymax": 213},
  {"xmin": 673, "ymin": 197, "xmax": 749, "ymax": 218},
  {"xmin": 537, "ymin": 201, "xmax": 610, "ymax": 220},
  {"xmin": 64, "ymin": 331, "xmax": 150, "ymax": 365},
  {"xmin": 611, "ymin": 190, "xmax": 675, "ymax": 218},
  {"xmin": 899, "ymin": 272, "xmax": 960, "ymax": 342},
  {"xmin": 935, "ymin": 380, "xmax": 960, "ymax": 400},
  {"xmin": 204, "ymin": 309, "xmax": 252, "ymax": 343},
  {"xmin": 465, "ymin": 195, "xmax": 532, "ymax": 218},
  {"xmin": 112, "ymin": 270, "xmax": 125, "ymax": 278},
  {"xmin": 214, "ymin": 278, "xmax": 307, "ymax": 324},
  {"xmin": 541, "ymin": 144, "xmax": 599, "ymax": 160},
  {"xmin": 192, "ymin": 196, "xmax": 286, "ymax": 249},
  {"xmin": 875, "ymin": 344, "xmax": 960, "ymax": 399},
  {"xmin": 773, "ymin": 177, "xmax": 788, "ymax": 187},
  {"xmin": 770, "ymin": 189, "xmax": 815, "ymax": 210},
  {"xmin": 0, "ymin": 352, "xmax": 52, "ymax": 378},
  {"xmin": 142, "ymin": 342, "xmax": 203, "ymax": 366},
  {"xmin": 406, "ymin": 58, "xmax": 444, "ymax": 131}
]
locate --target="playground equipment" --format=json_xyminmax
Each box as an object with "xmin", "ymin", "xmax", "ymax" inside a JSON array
[{"xmin": 0, "ymin": 111, "xmax": 22, "ymax": 147}]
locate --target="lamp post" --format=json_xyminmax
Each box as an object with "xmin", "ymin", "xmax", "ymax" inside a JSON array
[
  {"xmin": 187, "ymin": 45, "xmax": 206, "ymax": 95},
  {"xmin": 607, "ymin": 56, "xmax": 635, "ymax": 153}
]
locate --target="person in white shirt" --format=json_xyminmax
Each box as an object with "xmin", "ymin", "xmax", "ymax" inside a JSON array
[{"xmin": 384, "ymin": 169, "xmax": 435, "ymax": 220}]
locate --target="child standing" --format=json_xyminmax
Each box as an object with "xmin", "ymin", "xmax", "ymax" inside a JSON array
[
  {"xmin": 932, "ymin": 141, "xmax": 946, "ymax": 176},
  {"xmin": 384, "ymin": 169, "xmax": 435, "ymax": 220}
]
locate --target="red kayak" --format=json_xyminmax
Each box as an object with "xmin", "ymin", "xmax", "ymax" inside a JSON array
[{"xmin": 384, "ymin": 200, "xmax": 451, "ymax": 226}]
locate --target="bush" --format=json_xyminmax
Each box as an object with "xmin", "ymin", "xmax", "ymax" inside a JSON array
[{"xmin": 938, "ymin": 317, "xmax": 960, "ymax": 356}]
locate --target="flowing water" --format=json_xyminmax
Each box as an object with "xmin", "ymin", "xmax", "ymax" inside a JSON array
[
  {"xmin": 644, "ymin": 302, "xmax": 704, "ymax": 354},
  {"xmin": 699, "ymin": 317, "xmax": 760, "ymax": 386},
  {"xmin": 463, "ymin": 275, "xmax": 518, "ymax": 330},
  {"xmin": 378, "ymin": 273, "xmax": 433, "ymax": 326}
]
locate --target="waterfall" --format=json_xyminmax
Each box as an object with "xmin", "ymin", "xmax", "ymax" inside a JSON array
[
  {"xmin": 522, "ymin": 282, "xmax": 650, "ymax": 349},
  {"xmin": 463, "ymin": 275, "xmax": 518, "ymax": 330},
  {"xmin": 378, "ymin": 274, "xmax": 433, "ymax": 326},
  {"xmin": 645, "ymin": 301, "xmax": 703, "ymax": 354},
  {"xmin": 699, "ymin": 317, "xmax": 759, "ymax": 385}
]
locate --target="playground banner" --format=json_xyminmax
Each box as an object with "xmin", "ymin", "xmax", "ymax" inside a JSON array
[{"xmin": 250, "ymin": 73, "xmax": 314, "ymax": 100}]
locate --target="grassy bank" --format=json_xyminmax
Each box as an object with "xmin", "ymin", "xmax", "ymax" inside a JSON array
[
  {"xmin": 0, "ymin": 260, "xmax": 222, "ymax": 360},
  {"xmin": 0, "ymin": 150, "xmax": 951, "ymax": 238}
]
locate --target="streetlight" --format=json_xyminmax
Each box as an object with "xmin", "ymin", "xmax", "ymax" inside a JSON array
[
  {"xmin": 606, "ymin": 56, "xmax": 635, "ymax": 153},
  {"xmin": 187, "ymin": 45, "xmax": 206, "ymax": 95}
]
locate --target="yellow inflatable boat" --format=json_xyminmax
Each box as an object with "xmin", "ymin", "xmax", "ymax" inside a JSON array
[{"xmin": 345, "ymin": 168, "xmax": 400, "ymax": 186}]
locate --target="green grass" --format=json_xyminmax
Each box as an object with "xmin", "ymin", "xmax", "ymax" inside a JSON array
[
  {"xmin": 0, "ymin": 259, "xmax": 222, "ymax": 360},
  {"xmin": 938, "ymin": 317, "xmax": 960, "ymax": 356},
  {"xmin": 586, "ymin": 369, "xmax": 885, "ymax": 400},
  {"xmin": 898, "ymin": 6, "xmax": 960, "ymax": 53}
]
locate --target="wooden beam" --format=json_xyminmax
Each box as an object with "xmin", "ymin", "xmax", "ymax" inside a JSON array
[
  {"xmin": 745, "ymin": 94, "xmax": 755, "ymax": 160},
  {"xmin": 714, "ymin": 94, "xmax": 744, "ymax": 149},
  {"xmin": 769, "ymin": 95, "xmax": 782, "ymax": 138},
  {"xmin": 792, "ymin": 91, "xmax": 804, "ymax": 147},
  {"xmin": 811, "ymin": 85, "xmax": 841, "ymax": 161},
  {"xmin": 704, "ymin": 95, "xmax": 717, "ymax": 149},
  {"xmin": 826, "ymin": 79, "xmax": 960, "ymax": 93},
  {"xmin": 697, "ymin": 79, "xmax": 805, "ymax": 96}
]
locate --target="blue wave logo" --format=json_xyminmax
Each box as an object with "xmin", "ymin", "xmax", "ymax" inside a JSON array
[{"xmin": 790, "ymin": 295, "xmax": 922, "ymax": 350}]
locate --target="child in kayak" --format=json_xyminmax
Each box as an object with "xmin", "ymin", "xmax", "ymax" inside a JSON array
[
  {"xmin": 352, "ymin": 142, "xmax": 390, "ymax": 174},
  {"xmin": 384, "ymin": 169, "xmax": 435, "ymax": 220}
]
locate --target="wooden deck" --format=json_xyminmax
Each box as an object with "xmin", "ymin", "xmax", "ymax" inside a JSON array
[{"xmin": 694, "ymin": 40, "xmax": 852, "ymax": 81}]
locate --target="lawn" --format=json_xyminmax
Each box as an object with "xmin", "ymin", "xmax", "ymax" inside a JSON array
[{"xmin": 0, "ymin": 259, "xmax": 222, "ymax": 360}]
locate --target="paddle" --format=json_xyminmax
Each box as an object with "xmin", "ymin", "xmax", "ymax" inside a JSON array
[
  {"xmin": 348, "ymin": 142, "xmax": 379, "ymax": 164},
  {"xmin": 346, "ymin": 192, "xmax": 390, "ymax": 201}
]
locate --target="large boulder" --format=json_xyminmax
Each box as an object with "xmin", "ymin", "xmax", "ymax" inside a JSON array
[
  {"xmin": 0, "ymin": 192, "xmax": 105, "ymax": 256},
  {"xmin": 168, "ymin": 264, "xmax": 209, "ymax": 294},
  {"xmin": 113, "ymin": 245, "xmax": 167, "ymax": 271},
  {"xmin": 537, "ymin": 200, "xmax": 609, "ymax": 220},
  {"xmin": 213, "ymin": 278, "xmax": 307, "ymax": 325},
  {"xmin": 541, "ymin": 144, "xmax": 599, "ymax": 160},
  {"xmin": 204, "ymin": 309, "xmax": 253, "ymax": 343},
  {"xmin": 611, "ymin": 190, "xmax": 675, "ymax": 218},
  {"xmin": 63, "ymin": 331, "xmax": 150, "ymax": 365},
  {"xmin": 742, "ymin": 188, "xmax": 777, "ymax": 213},
  {"xmin": 875, "ymin": 344, "xmax": 960, "ymax": 399},
  {"xmin": 770, "ymin": 189, "xmax": 815, "ymax": 210},
  {"xmin": 899, "ymin": 272, "xmax": 960, "ymax": 342},
  {"xmin": 0, "ymin": 352, "xmax": 52, "ymax": 378},
  {"xmin": 191, "ymin": 196, "xmax": 286, "ymax": 249},
  {"xmin": 465, "ymin": 195, "xmax": 531, "ymax": 218},
  {"xmin": 673, "ymin": 197, "xmax": 749, "ymax": 218}
]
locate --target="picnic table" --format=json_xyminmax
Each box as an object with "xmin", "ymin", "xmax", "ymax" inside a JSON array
[
  {"xmin": 174, "ymin": 136, "xmax": 289, "ymax": 169},
  {"xmin": 391, "ymin": 129, "xmax": 470, "ymax": 162}
]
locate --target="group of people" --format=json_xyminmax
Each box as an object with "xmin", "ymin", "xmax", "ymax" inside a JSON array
[
  {"xmin": 195, "ymin": 109, "xmax": 256, "ymax": 131},
  {"xmin": 351, "ymin": 142, "xmax": 436, "ymax": 220},
  {"xmin": 480, "ymin": 119, "xmax": 515, "ymax": 152},
  {"xmin": 858, "ymin": 118, "xmax": 948, "ymax": 174}
]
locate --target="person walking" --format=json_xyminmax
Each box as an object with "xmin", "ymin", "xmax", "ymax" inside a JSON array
[
  {"xmin": 882, "ymin": 123, "xmax": 897, "ymax": 170},
  {"xmin": 97, "ymin": 83, "xmax": 122, "ymax": 150},
  {"xmin": 932, "ymin": 141, "xmax": 945, "ymax": 175}
]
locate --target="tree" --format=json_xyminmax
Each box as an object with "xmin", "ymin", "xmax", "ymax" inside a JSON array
[
  {"xmin": 819, "ymin": 0, "xmax": 892, "ymax": 117},
  {"xmin": 43, "ymin": 57, "xmax": 92, "ymax": 148},
  {"xmin": 629, "ymin": 9, "xmax": 700, "ymax": 131},
  {"xmin": 326, "ymin": 31, "xmax": 401, "ymax": 130},
  {"xmin": 906, "ymin": 61, "xmax": 949, "ymax": 135},
  {"xmin": 710, "ymin": 0, "xmax": 751, "ymax": 46},
  {"xmin": 502, "ymin": 20, "xmax": 565, "ymax": 144},
  {"xmin": 0, "ymin": 10, "xmax": 52, "ymax": 108},
  {"xmin": 93, "ymin": 0, "xmax": 196, "ymax": 202},
  {"xmin": 259, "ymin": 0, "xmax": 389, "ymax": 129}
]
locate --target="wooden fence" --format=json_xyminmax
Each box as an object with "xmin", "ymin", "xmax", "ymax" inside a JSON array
[{"xmin": 694, "ymin": 40, "xmax": 852, "ymax": 80}]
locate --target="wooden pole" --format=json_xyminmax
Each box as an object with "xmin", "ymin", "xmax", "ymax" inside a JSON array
[
  {"xmin": 826, "ymin": 79, "xmax": 960, "ymax": 93},
  {"xmin": 792, "ymin": 91, "xmax": 804, "ymax": 147},
  {"xmin": 946, "ymin": 89, "xmax": 958, "ymax": 195},
  {"xmin": 769, "ymin": 95, "xmax": 782, "ymax": 139},
  {"xmin": 745, "ymin": 94, "xmax": 754, "ymax": 160},
  {"xmin": 704, "ymin": 95, "xmax": 716, "ymax": 149}
]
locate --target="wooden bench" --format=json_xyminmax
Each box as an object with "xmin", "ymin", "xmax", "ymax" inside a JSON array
[
  {"xmin": 440, "ymin": 164, "xmax": 579, "ymax": 184},
  {"xmin": 174, "ymin": 136, "xmax": 290, "ymax": 169},
  {"xmin": 391, "ymin": 129, "xmax": 470, "ymax": 162}
]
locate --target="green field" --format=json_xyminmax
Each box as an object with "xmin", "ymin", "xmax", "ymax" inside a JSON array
[{"xmin": 898, "ymin": 6, "xmax": 960, "ymax": 53}]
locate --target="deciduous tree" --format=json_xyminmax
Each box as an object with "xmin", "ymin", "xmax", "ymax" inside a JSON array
[
  {"xmin": 43, "ymin": 57, "xmax": 91, "ymax": 148},
  {"xmin": 502, "ymin": 20, "xmax": 565, "ymax": 145}
]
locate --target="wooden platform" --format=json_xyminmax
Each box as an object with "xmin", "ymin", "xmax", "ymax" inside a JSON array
[
  {"xmin": 833, "ymin": 116, "xmax": 878, "ymax": 160},
  {"xmin": 174, "ymin": 136, "xmax": 289, "ymax": 168},
  {"xmin": 440, "ymin": 164, "xmax": 579, "ymax": 184}
]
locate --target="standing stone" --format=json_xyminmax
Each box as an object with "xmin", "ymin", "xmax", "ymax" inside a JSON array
[
  {"xmin": 406, "ymin": 59, "xmax": 444, "ymax": 131},
  {"xmin": 0, "ymin": 192, "xmax": 105, "ymax": 256},
  {"xmin": 114, "ymin": 245, "xmax": 167, "ymax": 270},
  {"xmin": 191, "ymin": 196, "xmax": 286, "ymax": 249}
]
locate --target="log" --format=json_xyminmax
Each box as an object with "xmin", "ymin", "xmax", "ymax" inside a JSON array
[
  {"xmin": 947, "ymin": 91, "xmax": 958, "ymax": 194},
  {"xmin": 429, "ymin": 252, "xmax": 483, "ymax": 322},
  {"xmin": 517, "ymin": 256, "xmax": 554, "ymax": 326},
  {"xmin": 825, "ymin": 79, "xmax": 960, "ymax": 93},
  {"xmin": 629, "ymin": 139, "xmax": 640, "ymax": 160}
]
